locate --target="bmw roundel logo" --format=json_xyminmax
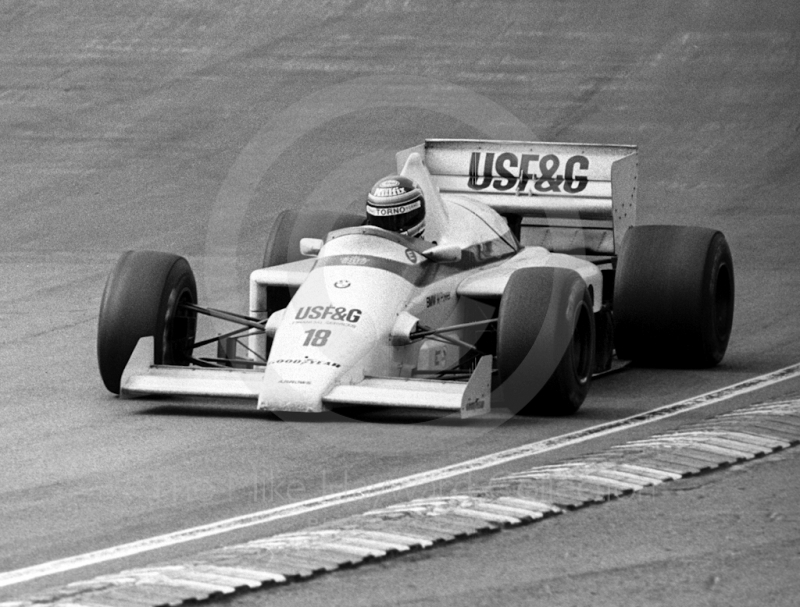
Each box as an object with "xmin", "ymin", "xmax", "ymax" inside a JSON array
[{"xmin": 334, "ymin": 279, "xmax": 351, "ymax": 289}]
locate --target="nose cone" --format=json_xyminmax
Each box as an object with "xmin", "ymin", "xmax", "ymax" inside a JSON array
[
  {"xmin": 259, "ymin": 302, "xmax": 378, "ymax": 412},
  {"xmin": 258, "ymin": 263, "xmax": 410, "ymax": 413}
]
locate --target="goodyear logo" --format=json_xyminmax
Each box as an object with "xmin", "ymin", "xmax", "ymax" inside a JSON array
[
  {"xmin": 270, "ymin": 356, "xmax": 341, "ymax": 369},
  {"xmin": 468, "ymin": 151, "xmax": 590, "ymax": 194}
]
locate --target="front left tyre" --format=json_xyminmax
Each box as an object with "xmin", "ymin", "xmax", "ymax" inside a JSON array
[
  {"xmin": 97, "ymin": 251, "xmax": 197, "ymax": 394},
  {"xmin": 497, "ymin": 267, "xmax": 595, "ymax": 415}
]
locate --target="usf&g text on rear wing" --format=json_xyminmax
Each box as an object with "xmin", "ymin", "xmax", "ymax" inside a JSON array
[{"xmin": 398, "ymin": 139, "xmax": 638, "ymax": 255}]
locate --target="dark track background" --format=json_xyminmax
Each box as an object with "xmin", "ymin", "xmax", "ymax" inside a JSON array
[{"xmin": 1, "ymin": 0, "xmax": 798, "ymax": 601}]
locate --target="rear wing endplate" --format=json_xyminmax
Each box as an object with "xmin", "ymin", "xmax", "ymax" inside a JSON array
[{"xmin": 397, "ymin": 139, "xmax": 637, "ymax": 255}]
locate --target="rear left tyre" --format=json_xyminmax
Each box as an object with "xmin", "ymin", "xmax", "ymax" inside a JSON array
[
  {"xmin": 262, "ymin": 209, "xmax": 363, "ymax": 314},
  {"xmin": 614, "ymin": 225, "xmax": 734, "ymax": 367},
  {"xmin": 263, "ymin": 209, "xmax": 364, "ymax": 267},
  {"xmin": 97, "ymin": 251, "xmax": 197, "ymax": 394}
]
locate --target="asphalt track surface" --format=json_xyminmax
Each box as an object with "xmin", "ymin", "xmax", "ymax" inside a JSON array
[{"xmin": 1, "ymin": 0, "xmax": 798, "ymax": 603}]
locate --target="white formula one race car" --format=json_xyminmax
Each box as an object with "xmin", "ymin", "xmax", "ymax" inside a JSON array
[{"xmin": 97, "ymin": 139, "xmax": 735, "ymax": 418}]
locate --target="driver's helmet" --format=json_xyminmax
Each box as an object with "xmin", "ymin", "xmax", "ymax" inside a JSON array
[{"xmin": 365, "ymin": 175, "xmax": 426, "ymax": 238}]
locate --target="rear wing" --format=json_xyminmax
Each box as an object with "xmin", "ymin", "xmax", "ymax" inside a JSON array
[{"xmin": 397, "ymin": 139, "xmax": 637, "ymax": 255}]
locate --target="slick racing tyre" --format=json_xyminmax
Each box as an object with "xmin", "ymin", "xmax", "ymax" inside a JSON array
[
  {"xmin": 497, "ymin": 267, "xmax": 595, "ymax": 416},
  {"xmin": 262, "ymin": 209, "xmax": 363, "ymax": 314},
  {"xmin": 263, "ymin": 209, "xmax": 365, "ymax": 267},
  {"xmin": 97, "ymin": 251, "xmax": 197, "ymax": 394},
  {"xmin": 614, "ymin": 225, "xmax": 734, "ymax": 367}
]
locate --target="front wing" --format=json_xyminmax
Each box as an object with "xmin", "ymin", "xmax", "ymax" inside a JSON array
[{"xmin": 120, "ymin": 337, "xmax": 492, "ymax": 419}]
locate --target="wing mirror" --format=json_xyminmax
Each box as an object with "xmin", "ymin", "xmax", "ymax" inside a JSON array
[
  {"xmin": 422, "ymin": 243, "xmax": 462, "ymax": 263},
  {"xmin": 299, "ymin": 238, "xmax": 324, "ymax": 257}
]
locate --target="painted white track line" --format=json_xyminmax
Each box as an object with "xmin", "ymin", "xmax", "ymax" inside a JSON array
[{"xmin": 2, "ymin": 362, "xmax": 799, "ymax": 589}]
